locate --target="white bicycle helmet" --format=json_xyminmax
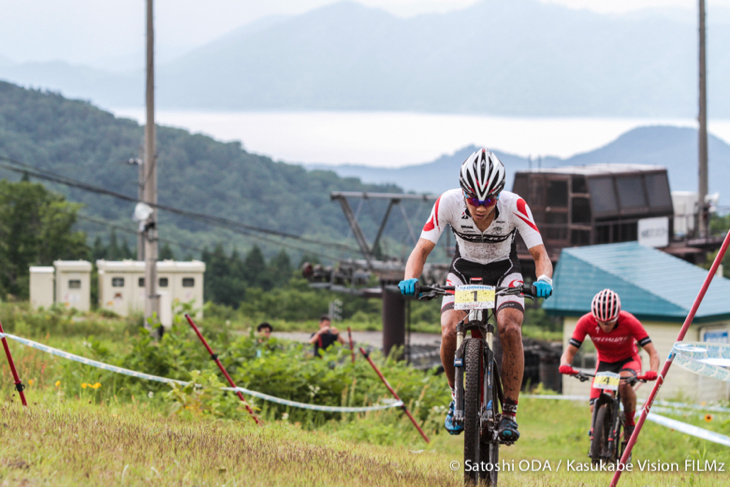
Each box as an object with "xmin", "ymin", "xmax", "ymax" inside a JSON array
[
  {"xmin": 591, "ymin": 289, "xmax": 621, "ymax": 322},
  {"xmin": 459, "ymin": 148, "xmax": 506, "ymax": 200}
]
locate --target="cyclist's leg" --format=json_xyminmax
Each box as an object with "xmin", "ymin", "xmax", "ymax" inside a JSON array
[
  {"xmin": 441, "ymin": 273, "xmax": 467, "ymax": 435},
  {"xmin": 441, "ymin": 308, "xmax": 467, "ymax": 389},
  {"xmin": 495, "ymin": 307, "xmax": 523, "ymax": 407},
  {"xmin": 619, "ymin": 355, "xmax": 641, "ymax": 439},
  {"xmin": 440, "ymin": 272, "xmax": 467, "ymax": 389}
]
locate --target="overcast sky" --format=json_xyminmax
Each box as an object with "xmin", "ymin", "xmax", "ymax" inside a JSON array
[{"xmin": 1, "ymin": 0, "xmax": 729, "ymax": 67}]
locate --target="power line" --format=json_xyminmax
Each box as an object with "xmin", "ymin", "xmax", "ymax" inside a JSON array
[
  {"xmin": 77, "ymin": 212, "xmax": 340, "ymax": 262},
  {"xmin": 75, "ymin": 213, "xmax": 206, "ymax": 254},
  {"xmin": 0, "ymin": 154, "xmax": 360, "ymax": 257}
]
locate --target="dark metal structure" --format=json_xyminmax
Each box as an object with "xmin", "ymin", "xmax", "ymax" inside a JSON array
[
  {"xmin": 512, "ymin": 164, "xmax": 724, "ymax": 266},
  {"xmin": 306, "ymin": 192, "xmax": 448, "ymax": 357},
  {"xmin": 513, "ymin": 164, "xmax": 674, "ymax": 264}
]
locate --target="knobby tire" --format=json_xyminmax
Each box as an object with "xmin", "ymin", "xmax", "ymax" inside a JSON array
[
  {"xmin": 480, "ymin": 357, "xmax": 500, "ymax": 486},
  {"xmin": 464, "ymin": 339, "xmax": 484, "ymax": 485},
  {"xmin": 591, "ymin": 405, "xmax": 610, "ymax": 464}
]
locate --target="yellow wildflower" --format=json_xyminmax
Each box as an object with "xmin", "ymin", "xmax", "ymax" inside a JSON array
[
  {"xmin": 92, "ymin": 383, "xmax": 101, "ymax": 390},
  {"xmin": 81, "ymin": 383, "xmax": 88, "ymax": 389},
  {"xmin": 704, "ymin": 414, "xmax": 713, "ymax": 422},
  {"xmin": 28, "ymin": 379, "xmax": 34, "ymax": 386},
  {"xmin": 55, "ymin": 380, "xmax": 60, "ymax": 387}
]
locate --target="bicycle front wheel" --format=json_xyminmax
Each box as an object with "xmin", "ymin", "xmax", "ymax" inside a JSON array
[
  {"xmin": 480, "ymin": 355, "xmax": 501, "ymax": 486},
  {"xmin": 590, "ymin": 404, "xmax": 610, "ymax": 464},
  {"xmin": 464, "ymin": 339, "xmax": 484, "ymax": 484}
]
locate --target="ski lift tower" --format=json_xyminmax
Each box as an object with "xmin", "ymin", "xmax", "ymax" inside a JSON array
[{"xmin": 303, "ymin": 191, "xmax": 449, "ymax": 357}]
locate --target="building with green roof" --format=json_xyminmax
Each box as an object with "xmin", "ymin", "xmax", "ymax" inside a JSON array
[{"xmin": 544, "ymin": 242, "xmax": 730, "ymax": 403}]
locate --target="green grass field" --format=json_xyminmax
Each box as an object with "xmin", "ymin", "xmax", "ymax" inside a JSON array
[
  {"xmin": 0, "ymin": 305, "xmax": 727, "ymax": 486},
  {"xmin": 1, "ymin": 392, "xmax": 727, "ymax": 486}
]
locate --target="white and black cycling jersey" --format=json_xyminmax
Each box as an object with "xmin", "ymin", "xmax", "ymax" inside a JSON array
[{"xmin": 419, "ymin": 189, "xmax": 543, "ymax": 265}]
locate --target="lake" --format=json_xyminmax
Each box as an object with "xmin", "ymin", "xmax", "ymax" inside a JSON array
[{"xmin": 111, "ymin": 109, "xmax": 730, "ymax": 168}]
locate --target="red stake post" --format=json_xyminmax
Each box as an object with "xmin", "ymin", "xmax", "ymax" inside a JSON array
[
  {"xmin": 359, "ymin": 347, "xmax": 429, "ymax": 443},
  {"xmin": 0, "ymin": 320, "xmax": 27, "ymax": 407},
  {"xmin": 610, "ymin": 229, "xmax": 730, "ymax": 487},
  {"xmin": 347, "ymin": 327, "xmax": 355, "ymax": 363},
  {"xmin": 184, "ymin": 314, "xmax": 260, "ymax": 425}
]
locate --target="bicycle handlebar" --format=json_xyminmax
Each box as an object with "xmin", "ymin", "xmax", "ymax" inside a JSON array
[
  {"xmin": 415, "ymin": 282, "xmax": 536, "ymax": 301},
  {"xmin": 563, "ymin": 371, "xmax": 655, "ymax": 384}
]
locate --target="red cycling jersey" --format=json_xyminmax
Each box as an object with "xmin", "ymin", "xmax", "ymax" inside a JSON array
[{"xmin": 569, "ymin": 311, "xmax": 652, "ymax": 363}]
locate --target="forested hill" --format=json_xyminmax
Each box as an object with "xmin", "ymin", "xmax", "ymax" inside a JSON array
[{"xmin": 0, "ymin": 81, "xmax": 412, "ymax": 259}]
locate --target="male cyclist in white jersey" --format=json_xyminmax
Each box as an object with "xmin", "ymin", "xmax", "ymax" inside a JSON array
[{"xmin": 398, "ymin": 148, "xmax": 553, "ymax": 442}]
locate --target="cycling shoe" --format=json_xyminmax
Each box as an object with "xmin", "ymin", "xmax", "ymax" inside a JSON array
[
  {"xmin": 498, "ymin": 417, "xmax": 520, "ymax": 442},
  {"xmin": 444, "ymin": 400, "xmax": 464, "ymax": 435}
]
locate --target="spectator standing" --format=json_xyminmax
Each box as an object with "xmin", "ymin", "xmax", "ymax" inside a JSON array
[{"xmin": 309, "ymin": 315, "xmax": 345, "ymax": 356}]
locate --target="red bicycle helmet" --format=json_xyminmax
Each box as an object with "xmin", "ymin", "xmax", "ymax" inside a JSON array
[{"xmin": 591, "ymin": 289, "xmax": 621, "ymax": 322}]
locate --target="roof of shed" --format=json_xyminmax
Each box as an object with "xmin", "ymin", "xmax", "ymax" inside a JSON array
[{"xmin": 542, "ymin": 242, "xmax": 730, "ymax": 323}]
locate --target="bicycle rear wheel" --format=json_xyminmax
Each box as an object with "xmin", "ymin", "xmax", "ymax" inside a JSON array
[{"xmin": 463, "ymin": 339, "xmax": 484, "ymax": 484}]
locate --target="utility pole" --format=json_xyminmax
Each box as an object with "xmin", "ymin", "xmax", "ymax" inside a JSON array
[
  {"xmin": 698, "ymin": 0, "xmax": 709, "ymax": 238},
  {"xmin": 130, "ymin": 152, "xmax": 145, "ymax": 261},
  {"xmin": 143, "ymin": 0, "xmax": 159, "ymax": 324}
]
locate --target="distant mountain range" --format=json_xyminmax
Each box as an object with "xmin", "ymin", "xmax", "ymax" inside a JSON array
[
  {"xmin": 308, "ymin": 126, "xmax": 730, "ymax": 205},
  {"xmin": 1, "ymin": 0, "xmax": 729, "ymax": 117}
]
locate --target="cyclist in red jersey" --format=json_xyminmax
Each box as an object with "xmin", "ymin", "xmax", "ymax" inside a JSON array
[{"xmin": 559, "ymin": 289, "xmax": 660, "ymax": 441}]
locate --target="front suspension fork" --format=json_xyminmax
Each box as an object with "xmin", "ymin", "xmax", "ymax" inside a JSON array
[{"xmin": 453, "ymin": 322, "xmax": 465, "ymax": 424}]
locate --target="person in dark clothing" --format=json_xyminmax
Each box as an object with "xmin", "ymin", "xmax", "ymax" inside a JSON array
[
  {"xmin": 257, "ymin": 322, "xmax": 273, "ymax": 341},
  {"xmin": 309, "ymin": 315, "xmax": 345, "ymax": 356}
]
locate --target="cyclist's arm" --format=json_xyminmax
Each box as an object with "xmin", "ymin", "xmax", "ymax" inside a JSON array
[
  {"xmin": 560, "ymin": 343, "xmax": 579, "ymax": 367},
  {"xmin": 642, "ymin": 341, "xmax": 660, "ymax": 372},
  {"xmin": 528, "ymin": 244, "xmax": 552, "ymax": 279},
  {"xmin": 404, "ymin": 238, "xmax": 436, "ymax": 279}
]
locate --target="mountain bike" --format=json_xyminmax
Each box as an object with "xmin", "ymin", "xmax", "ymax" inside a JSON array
[
  {"xmin": 565, "ymin": 371, "xmax": 654, "ymax": 464},
  {"xmin": 418, "ymin": 279, "xmax": 534, "ymax": 486}
]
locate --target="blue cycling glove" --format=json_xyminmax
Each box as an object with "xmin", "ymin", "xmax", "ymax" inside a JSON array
[
  {"xmin": 533, "ymin": 275, "xmax": 553, "ymax": 299},
  {"xmin": 398, "ymin": 278, "xmax": 419, "ymax": 296}
]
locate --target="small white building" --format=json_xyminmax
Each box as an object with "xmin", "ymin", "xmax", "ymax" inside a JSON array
[
  {"xmin": 29, "ymin": 266, "xmax": 55, "ymax": 309},
  {"xmin": 53, "ymin": 260, "xmax": 92, "ymax": 312},
  {"xmin": 544, "ymin": 242, "xmax": 730, "ymax": 404},
  {"xmin": 96, "ymin": 260, "xmax": 205, "ymax": 320}
]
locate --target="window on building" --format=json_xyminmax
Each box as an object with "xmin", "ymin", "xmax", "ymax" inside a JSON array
[
  {"xmin": 159, "ymin": 277, "xmax": 168, "ymax": 287},
  {"xmin": 138, "ymin": 277, "xmax": 145, "ymax": 287},
  {"xmin": 571, "ymin": 197, "xmax": 591, "ymax": 223},
  {"xmin": 182, "ymin": 278, "xmax": 195, "ymax": 287},
  {"xmin": 588, "ymin": 177, "xmax": 618, "ymax": 214},
  {"xmin": 570, "ymin": 229, "xmax": 591, "ymax": 246},
  {"xmin": 112, "ymin": 277, "xmax": 125, "ymax": 287},
  {"xmin": 572, "ymin": 175, "xmax": 588, "ymax": 194},
  {"xmin": 644, "ymin": 173, "xmax": 672, "ymax": 209},
  {"xmin": 616, "ymin": 176, "xmax": 646, "ymax": 209},
  {"xmin": 68, "ymin": 279, "xmax": 81, "ymax": 289},
  {"xmin": 546, "ymin": 180, "xmax": 568, "ymax": 207}
]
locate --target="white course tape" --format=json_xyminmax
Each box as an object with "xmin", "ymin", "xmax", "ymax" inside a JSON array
[
  {"xmin": 637, "ymin": 409, "xmax": 730, "ymax": 447},
  {"xmin": 223, "ymin": 386, "xmax": 403, "ymax": 413},
  {"xmin": 522, "ymin": 394, "xmax": 730, "ymax": 446},
  {"xmin": 671, "ymin": 342, "xmax": 730, "ymax": 383},
  {"xmin": 0, "ymin": 333, "xmax": 404, "ymax": 413},
  {"xmin": 0, "ymin": 333, "xmax": 188, "ymax": 386},
  {"xmin": 522, "ymin": 394, "xmax": 730, "ymax": 413}
]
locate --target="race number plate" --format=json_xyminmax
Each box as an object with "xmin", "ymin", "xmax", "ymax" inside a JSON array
[
  {"xmin": 454, "ymin": 285, "xmax": 496, "ymax": 310},
  {"xmin": 592, "ymin": 372, "xmax": 620, "ymax": 392}
]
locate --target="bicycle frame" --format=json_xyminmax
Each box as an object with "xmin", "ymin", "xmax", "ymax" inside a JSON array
[
  {"xmin": 573, "ymin": 372, "xmax": 643, "ymax": 463},
  {"xmin": 453, "ymin": 305, "xmax": 503, "ymax": 441},
  {"xmin": 591, "ymin": 386, "xmax": 623, "ymax": 461},
  {"xmin": 417, "ymin": 281, "xmax": 532, "ymax": 485}
]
